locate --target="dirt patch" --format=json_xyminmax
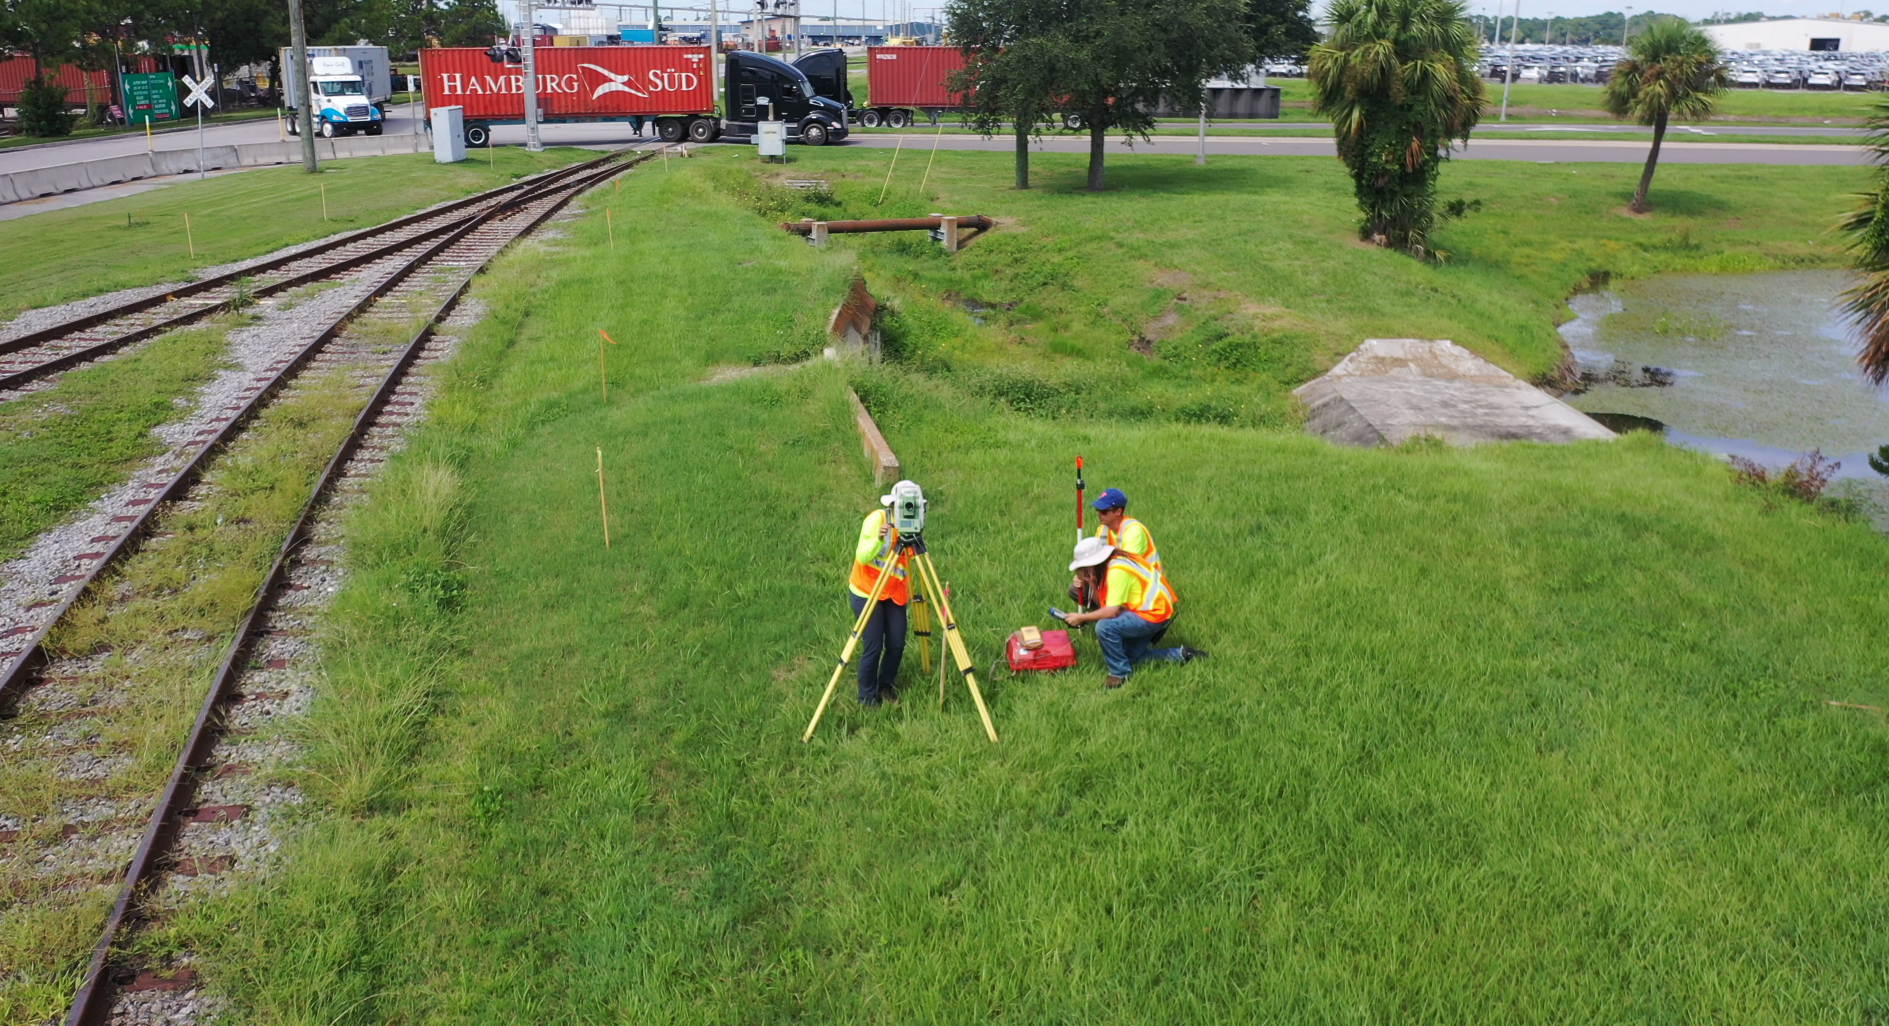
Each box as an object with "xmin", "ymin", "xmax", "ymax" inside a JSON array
[{"xmin": 1152, "ymin": 270, "xmax": 1193, "ymax": 290}]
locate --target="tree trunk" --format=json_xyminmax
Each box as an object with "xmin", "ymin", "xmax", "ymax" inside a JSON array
[
  {"xmin": 1086, "ymin": 117, "xmax": 1106, "ymax": 192},
  {"xmin": 1630, "ymin": 111, "xmax": 1667, "ymax": 213},
  {"xmin": 1015, "ymin": 120, "xmax": 1030, "ymax": 189}
]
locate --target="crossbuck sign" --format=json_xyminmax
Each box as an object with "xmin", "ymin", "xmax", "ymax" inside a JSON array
[{"xmin": 180, "ymin": 74, "xmax": 215, "ymax": 110}]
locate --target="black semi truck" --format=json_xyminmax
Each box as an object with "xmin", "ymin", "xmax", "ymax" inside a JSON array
[{"xmin": 717, "ymin": 50, "xmax": 851, "ymax": 145}]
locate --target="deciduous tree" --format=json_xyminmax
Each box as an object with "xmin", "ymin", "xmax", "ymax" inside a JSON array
[
  {"xmin": 947, "ymin": 0, "xmax": 1063, "ymax": 189},
  {"xmin": 1603, "ymin": 20, "xmax": 1727, "ymax": 213},
  {"xmin": 1308, "ymin": 0, "xmax": 1484, "ymax": 255}
]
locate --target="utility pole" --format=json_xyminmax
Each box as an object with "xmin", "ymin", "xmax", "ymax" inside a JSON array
[
  {"xmin": 287, "ymin": 0, "xmax": 317, "ymax": 171},
  {"xmin": 1498, "ymin": 0, "xmax": 1519, "ymax": 122},
  {"xmin": 523, "ymin": 0, "xmax": 544, "ymax": 151}
]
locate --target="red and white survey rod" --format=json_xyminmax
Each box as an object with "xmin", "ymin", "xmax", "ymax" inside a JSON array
[{"xmin": 1075, "ymin": 455, "xmax": 1085, "ymax": 543}]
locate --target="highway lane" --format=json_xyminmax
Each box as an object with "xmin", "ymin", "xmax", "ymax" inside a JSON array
[
  {"xmin": 846, "ymin": 132, "xmax": 1871, "ymax": 165},
  {"xmin": 0, "ymin": 102, "xmax": 432, "ymax": 175}
]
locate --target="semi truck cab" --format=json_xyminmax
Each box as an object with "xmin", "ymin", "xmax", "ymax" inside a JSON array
[
  {"xmin": 720, "ymin": 51, "xmax": 848, "ymax": 146},
  {"xmin": 288, "ymin": 56, "xmax": 384, "ymax": 138}
]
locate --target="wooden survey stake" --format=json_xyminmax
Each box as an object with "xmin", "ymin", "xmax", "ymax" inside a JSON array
[{"xmin": 596, "ymin": 447, "xmax": 611, "ymax": 549}]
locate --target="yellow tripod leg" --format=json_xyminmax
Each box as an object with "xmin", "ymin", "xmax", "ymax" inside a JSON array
[
  {"xmin": 803, "ymin": 542, "xmax": 901, "ymax": 743},
  {"xmin": 911, "ymin": 579, "xmax": 933, "ymax": 673},
  {"xmin": 912, "ymin": 552, "xmax": 998, "ymax": 743}
]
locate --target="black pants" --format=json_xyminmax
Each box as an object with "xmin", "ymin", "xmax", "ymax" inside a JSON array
[{"xmin": 849, "ymin": 593, "xmax": 907, "ymax": 704}]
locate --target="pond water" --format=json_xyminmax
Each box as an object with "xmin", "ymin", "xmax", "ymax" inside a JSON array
[{"xmin": 1561, "ymin": 269, "xmax": 1889, "ymax": 484}]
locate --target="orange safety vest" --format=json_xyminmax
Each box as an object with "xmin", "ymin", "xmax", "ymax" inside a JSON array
[
  {"xmin": 1099, "ymin": 516, "xmax": 1163, "ymax": 575},
  {"xmin": 1100, "ymin": 555, "xmax": 1174, "ymax": 624},
  {"xmin": 849, "ymin": 514, "xmax": 911, "ymax": 605}
]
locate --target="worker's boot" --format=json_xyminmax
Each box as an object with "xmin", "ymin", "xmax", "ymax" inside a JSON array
[{"xmin": 1105, "ymin": 675, "xmax": 1124, "ymax": 689}]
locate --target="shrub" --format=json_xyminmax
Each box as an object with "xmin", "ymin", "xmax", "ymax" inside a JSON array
[
  {"xmin": 1728, "ymin": 450, "xmax": 1853, "ymax": 513},
  {"xmin": 17, "ymin": 79, "xmax": 76, "ymax": 137}
]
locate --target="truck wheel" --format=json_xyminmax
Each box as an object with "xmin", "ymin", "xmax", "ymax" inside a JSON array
[
  {"xmin": 887, "ymin": 108, "xmax": 910, "ymax": 129},
  {"xmin": 366, "ymin": 122, "xmax": 383, "ymax": 136},
  {"xmin": 688, "ymin": 117, "xmax": 715, "ymax": 142},
  {"xmin": 319, "ymin": 120, "xmax": 336, "ymax": 138},
  {"xmin": 860, "ymin": 109, "xmax": 882, "ymax": 128},
  {"xmin": 657, "ymin": 118, "xmax": 685, "ymax": 142},
  {"xmin": 802, "ymin": 122, "xmax": 829, "ymax": 146},
  {"xmin": 1062, "ymin": 112, "xmax": 1083, "ymax": 130},
  {"xmin": 466, "ymin": 124, "xmax": 490, "ymax": 147},
  {"xmin": 287, "ymin": 117, "xmax": 299, "ymax": 136}
]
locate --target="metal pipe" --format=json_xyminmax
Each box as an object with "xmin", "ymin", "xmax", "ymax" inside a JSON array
[{"xmin": 781, "ymin": 215, "xmax": 992, "ymax": 234}]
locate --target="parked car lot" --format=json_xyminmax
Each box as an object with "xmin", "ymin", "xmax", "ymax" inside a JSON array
[{"xmin": 1480, "ymin": 42, "xmax": 1888, "ymax": 90}]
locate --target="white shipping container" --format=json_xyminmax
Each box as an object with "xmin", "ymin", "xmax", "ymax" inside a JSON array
[{"xmin": 279, "ymin": 45, "xmax": 393, "ymax": 107}]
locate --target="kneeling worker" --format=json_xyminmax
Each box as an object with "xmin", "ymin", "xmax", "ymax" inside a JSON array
[
  {"xmin": 847, "ymin": 491, "xmax": 911, "ymax": 706},
  {"xmin": 1069, "ymin": 487, "xmax": 1163, "ymax": 610},
  {"xmin": 1062, "ymin": 537, "xmax": 1203, "ymax": 689}
]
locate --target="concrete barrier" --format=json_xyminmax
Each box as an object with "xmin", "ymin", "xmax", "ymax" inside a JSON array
[{"xmin": 1, "ymin": 131, "xmax": 433, "ymax": 204}]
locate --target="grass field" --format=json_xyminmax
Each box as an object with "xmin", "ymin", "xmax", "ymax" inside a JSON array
[
  {"xmin": 0, "ymin": 148, "xmax": 591, "ymax": 323},
  {"xmin": 139, "ymin": 148, "xmax": 1889, "ymax": 1024}
]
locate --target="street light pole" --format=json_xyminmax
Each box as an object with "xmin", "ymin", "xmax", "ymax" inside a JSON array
[
  {"xmin": 522, "ymin": 0, "xmax": 544, "ymax": 151},
  {"xmin": 1498, "ymin": 0, "xmax": 1520, "ymax": 122},
  {"xmin": 1622, "ymin": 6, "xmax": 1633, "ymax": 46},
  {"xmin": 287, "ymin": 0, "xmax": 317, "ymax": 171}
]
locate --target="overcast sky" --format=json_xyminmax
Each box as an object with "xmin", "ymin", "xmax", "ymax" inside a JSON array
[{"xmin": 498, "ymin": 1, "xmax": 1853, "ymax": 31}]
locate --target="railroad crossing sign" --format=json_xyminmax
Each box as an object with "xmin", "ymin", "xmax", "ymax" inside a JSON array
[{"xmin": 180, "ymin": 74, "xmax": 215, "ymax": 110}]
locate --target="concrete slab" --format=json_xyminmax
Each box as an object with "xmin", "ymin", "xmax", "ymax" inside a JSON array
[{"xmin": 1294, "ymin": 338, "xmax": 1615, "ymax": 447}]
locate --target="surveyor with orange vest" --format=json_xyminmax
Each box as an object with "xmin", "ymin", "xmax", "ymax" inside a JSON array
[
  {"xmin": 847, "ymin": 490, "xmax": 912, "ymax": 706},
  {"xmin": 1062, "ymin": 536, "xmax": 1204, "ymax": 689},
  {"xmin": 1091, "ymin": 487, "xmax": 1162, "ymax": 575}
]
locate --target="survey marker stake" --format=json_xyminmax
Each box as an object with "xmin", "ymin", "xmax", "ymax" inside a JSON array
[
  {"xmin": 1075, "ymin": 455, "xmax": 1085, "ymax": 543},
  {"xmin": 598, "ymin": 329, "xmax": 618, "ymax": 400},
  {"xmin": 596, "ymin": 447, "xmax": 611, "ymax": 549}
]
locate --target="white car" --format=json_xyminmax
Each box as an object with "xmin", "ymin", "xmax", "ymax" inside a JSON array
[
  {"xmin": 1844, "ymin": 70, "xmax": 1874, "ymax": 90},
  {"xmin": 1806, "ymin": 67, "xmax": 1839, "ymax": 89},
  {"xmin": 1764, "ymin": 68, "xmax": 1798, "ymax": 88},
  {"xmin": 1731, "ymin": 66, "xmax": 1763, "ymax": 88}
]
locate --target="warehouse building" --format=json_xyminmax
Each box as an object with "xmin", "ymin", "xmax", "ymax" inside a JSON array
[{"xmin": 1702, "ymin": 17, "xmax": 1889, "ymax": 52}]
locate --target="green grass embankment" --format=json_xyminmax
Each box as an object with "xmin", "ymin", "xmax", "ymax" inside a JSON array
[
  {"xmin": 0, "ymin": 148, "xmax": 591, "ymax": 323},
  {"xmin": 710, "ymin": 148, "xmax": 1857, "ymax": 424},
  {"xmin": 166, "ymin": 149, "xmax": 1889, "ymax": 1024}
]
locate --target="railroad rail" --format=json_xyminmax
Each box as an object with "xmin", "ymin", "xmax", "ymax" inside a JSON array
[
  {"xmin": 0, "ymin": 149, "xmax": 622, "ymax": 396},
  {"xmin": 14, "ymin": 146, "xmax": 651, "ymax": 1026}
]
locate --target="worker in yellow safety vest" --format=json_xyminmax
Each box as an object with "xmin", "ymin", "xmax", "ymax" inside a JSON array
[
  {"xmin": 1091, "ymin": 487, "xmax": 1162, "ymax": 575},
  {"xmin": 847, "ymin": 489, "xmax": 912, "ymax": 706},
  {"xmin": 1061, "ymin": 536, "xmax": 1204, "ymax": 689},
  {"xmin": 1069, "ymin": 487, "xmax": 1166, "ymax": 610}
]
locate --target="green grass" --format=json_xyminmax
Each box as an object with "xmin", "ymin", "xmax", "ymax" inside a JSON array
[
  {"xmin": 1273, "ymin": 78, "xmax": 1889, "ymax": 124},
  {"xmin": 159, "ymin": 149, "xmax": 1889, "ymax": 1024},
  {"xmin": 0, "ymin": 320, "xmax": 233, "ymax": 562},
  {"xmin": 0, "ymin": 148, "xmax": 592, "ymax": 323},
  {"xmin": 708, "ymin": 148, "xmax": 1857, "ymax": 420}
]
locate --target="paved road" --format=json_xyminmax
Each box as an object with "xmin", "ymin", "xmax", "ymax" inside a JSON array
[
  {"xmin": 0, "ymin": 102, "xmax": 433, "ymax": 175},
  {"xmin": 847, "ymin": 132, "xmax": 1870, "ymax": 165},
  {"xmin": 1164, "ymin": 121, "xmax": 1867, "ymax": 138}
]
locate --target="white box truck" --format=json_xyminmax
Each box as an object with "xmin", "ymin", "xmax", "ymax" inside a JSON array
[
  {"xmin": 280, "ymin": 44, "xmax": 392, "ymax": 109},
  {"xmin": 284, "ymin": 53, "xmax": 388, "ymax": 137}
]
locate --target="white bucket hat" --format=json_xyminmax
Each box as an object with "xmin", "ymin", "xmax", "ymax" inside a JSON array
[{"xmin": 1069, "ymin": 536, "xmax": 1113, "ymax": 571}]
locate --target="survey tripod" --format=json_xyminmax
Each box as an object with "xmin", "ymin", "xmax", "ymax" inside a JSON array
[{"xmin": 802, "ymin": 530, "xmax": 999, "ymax": 743}]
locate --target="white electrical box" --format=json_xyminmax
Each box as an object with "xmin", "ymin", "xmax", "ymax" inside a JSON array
[
  {"xmin": 431, "ymin": 105, "xmax": 466, "ymax": 163},
  {"xmin": 758, "ymin": 120, "xmax": 786, "ymax": 158}
]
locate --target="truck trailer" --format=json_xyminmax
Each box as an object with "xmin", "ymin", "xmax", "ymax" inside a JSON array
[
  {"xmin": 855, "ymin": 45, "xmax": 966, "ymax": 127},
  {"xmin": 417, "ymin": 46, "xmax": 848, "ymax": 147}
]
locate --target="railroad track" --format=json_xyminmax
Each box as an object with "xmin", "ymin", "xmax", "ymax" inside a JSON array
[
  {"xmin": 0, "ymin": 147, "xmax": 649, "ymax": 1026},
  {"xmin": 0, "ymin": 149, "xmax": 624, "ymax": 397}
]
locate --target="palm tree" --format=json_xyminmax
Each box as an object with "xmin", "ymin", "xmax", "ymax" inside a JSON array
[
  {"xmin": 1603, "ymin": 21, "xmax": 1728, "ymax": 214},
  {"xmin": 1309, "ymin": 0, "xmax": 1485, "ymax": 257},
  {"xmin": 1840, "ymin": 101, "xmax": 1889, "ymax": 385}
]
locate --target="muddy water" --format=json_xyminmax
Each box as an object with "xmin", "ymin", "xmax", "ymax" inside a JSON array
[{"xmin": 1561, "ymin": 269, "xmax": 1889, "ymax": 483}]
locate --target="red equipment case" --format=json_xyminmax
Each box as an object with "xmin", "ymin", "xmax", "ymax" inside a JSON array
[
  {"xmin": 417, "ymin": 46, "xmax": 714, "ymax": 120},
  {"xmin": 1007, "ymin": 629, "xmax": 1077, "ymax": 673},
  {"xmin": 866, "ymin": 45, "xmax": 967, "ymax": 109}
]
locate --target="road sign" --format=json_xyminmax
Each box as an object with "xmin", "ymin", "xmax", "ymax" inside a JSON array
[
  {"xmin": 121, "ymin": 72, "xmax": 180, "ymax": 124},
  {"xmin": 181, "ymin": 74, "xmax": 216, "ymax": 110}
]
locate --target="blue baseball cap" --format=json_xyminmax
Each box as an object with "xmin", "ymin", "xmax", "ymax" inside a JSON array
[{"xmin": 1091, "ymin": 487, "xmax": 1128, "ymax": 512}]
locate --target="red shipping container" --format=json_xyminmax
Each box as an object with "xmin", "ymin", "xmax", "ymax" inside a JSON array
[
  {"xmin": 1006, "ymin": 629, "xmax": 1077, "ymax": 673},
  {"xmin": 418, "ymin": 46, "xmax": 714, "ymax": 120},
  {"xmin": 0, "ymin": 56, "xmax": 114, "ymax": 107},
  {"xmin": 866, "ymin": 46, "xmax": 967, "ymax": 109}
]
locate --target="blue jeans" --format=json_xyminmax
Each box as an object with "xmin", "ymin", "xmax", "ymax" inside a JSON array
[
  {"xmin": 849, "ymin": 593, "xmax": 907, "ymax": 703},
  {"xmin": 1094, "ymin": 611, "xmax": 1183, "ymax": 679}
]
